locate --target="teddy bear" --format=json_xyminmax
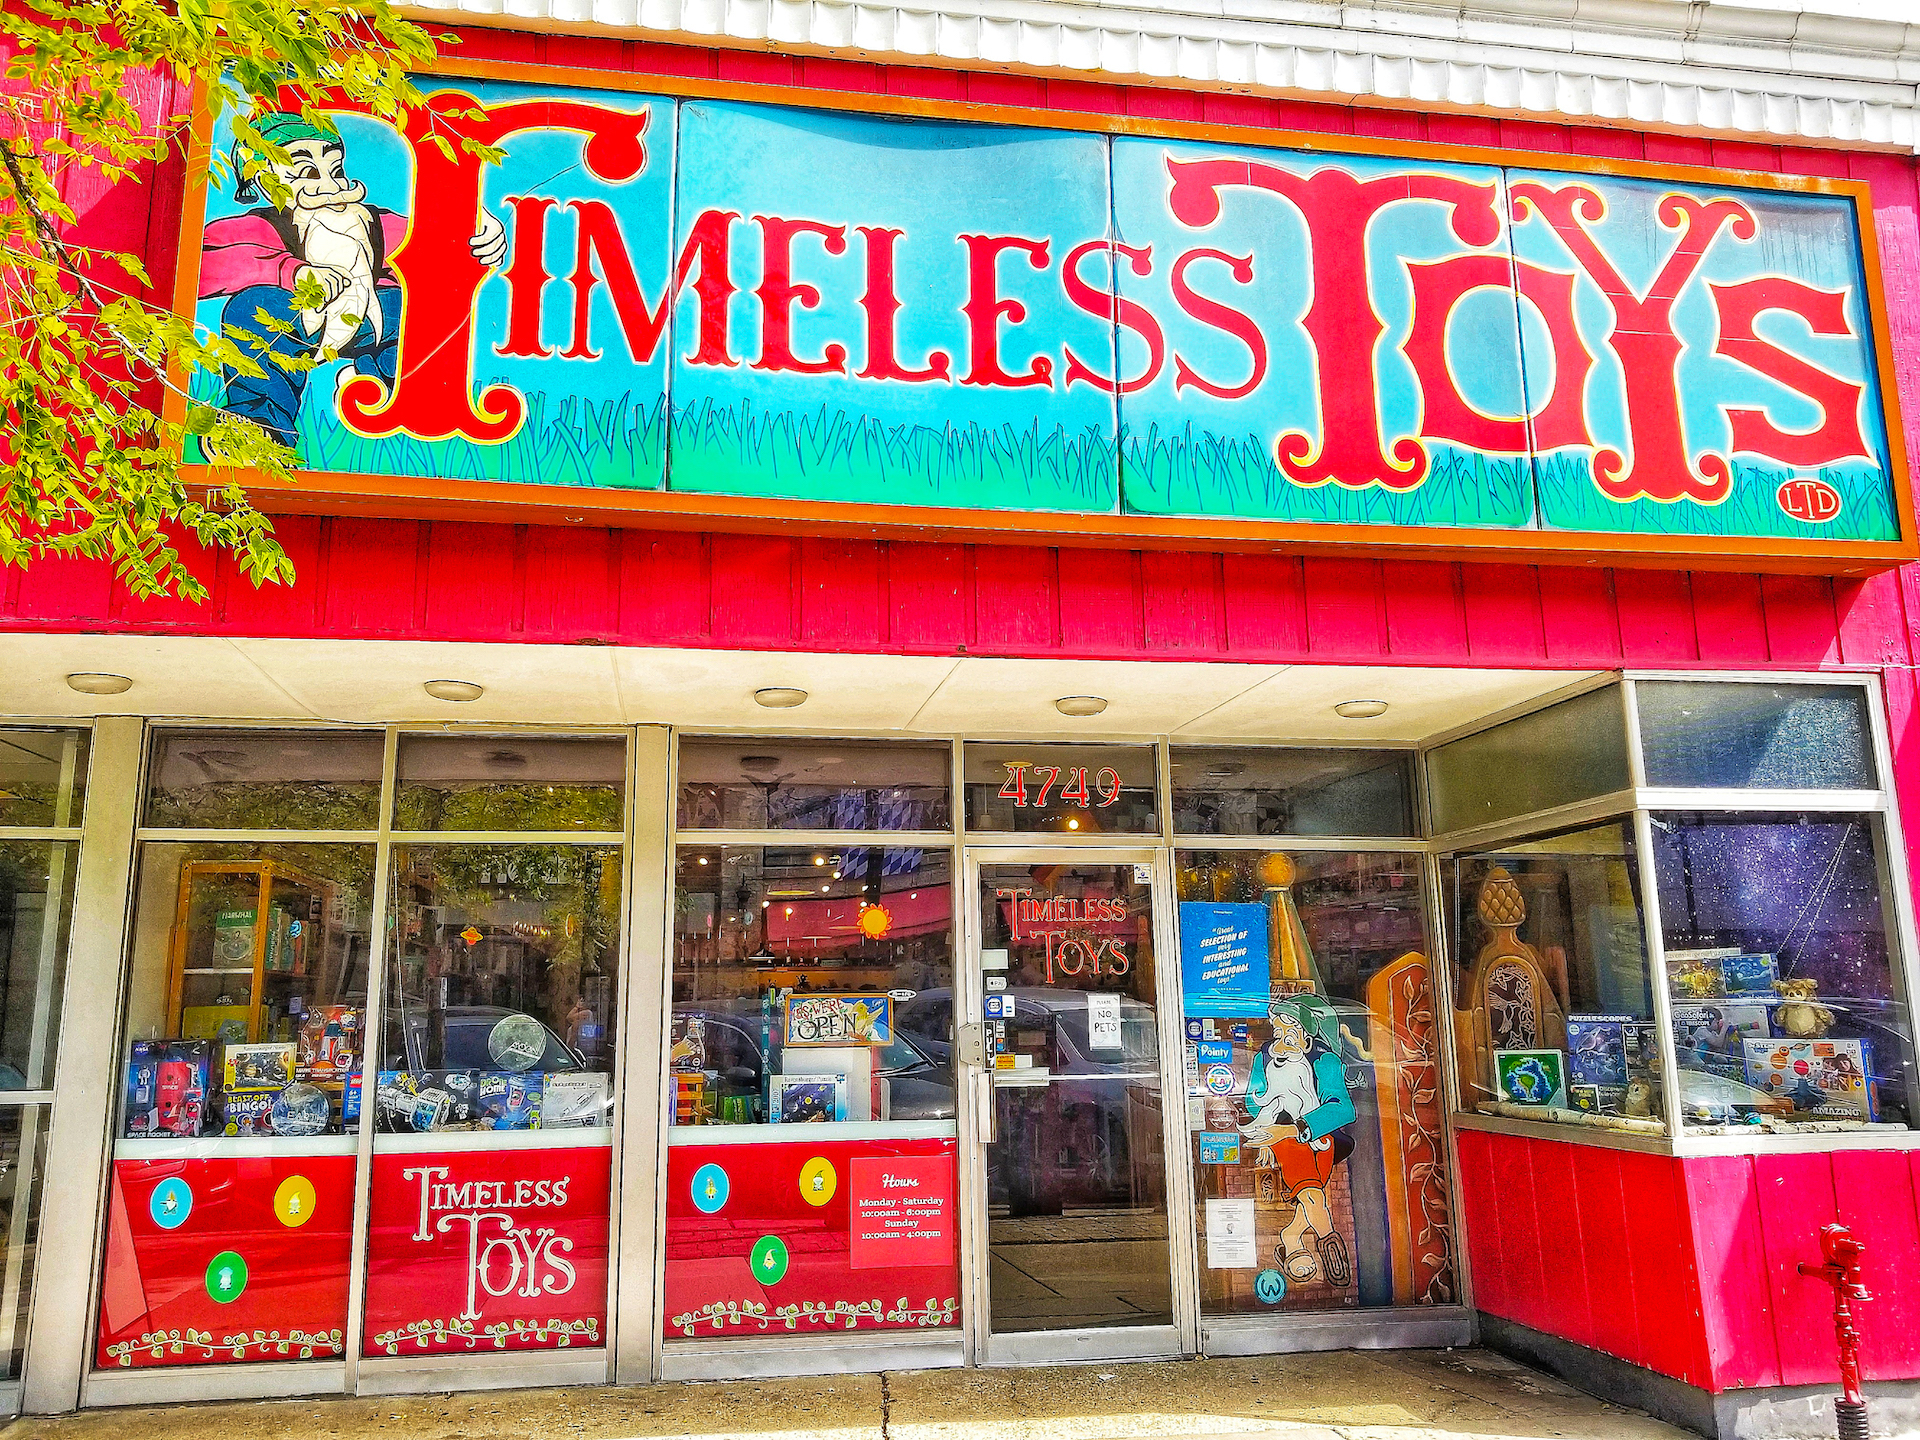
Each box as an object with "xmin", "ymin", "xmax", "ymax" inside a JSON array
[{"xmin": 1772, "ymin": 977, "xmax": 1834, "ymax": 1039}]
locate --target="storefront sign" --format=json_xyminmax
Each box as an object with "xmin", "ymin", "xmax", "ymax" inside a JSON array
[
  {"xmin": 847, "ymin": 1154, "xmax": 955, "ymax": 1269},
  {"xmin": 175, "ymin": 68, "xmax": 1914, "ymax": 569},
  {"xmin": 1179, "ymin": 902, "xmax": 1271, "ymax": 1017},
  {"xmin": 663, "ymin": 1136, "xmax": 959, "ymax": 1337},
  {"xmin": 361, "ymin": 1142, "xmax": 611, "ymax": 1355},
  {"xmin": 98, "ymin": 1148, "xmax": 356, "ymax": 1368},
  {"xmin": 785, "ymin": 993, "xmax": 893, "ymax": 1047}
]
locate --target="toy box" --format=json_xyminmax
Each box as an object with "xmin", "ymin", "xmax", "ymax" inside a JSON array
[
  {"xmin": 1720, "ymin": 952, "xmax": 1780, "ymax": 996},
  {"xmin": 216, "ymin": 1089, "xmax": 280, "ymax": 1136},
  {"xmin": 211, "ymin": 908, "xmax": 257, "ymax": 968},
  {"xmin": 375, "ymin": 1069, "xmax": 478, "ymax": 1132},
  {"xmin": 773, "ymin": 1073, "xmax": 846, "ymax": 1123},
  {"xmin": 1565, "ymin": 1015, "xmax": 1631, "ymax": 1087},
  {"xmin": 1667, "ymin": 947, "xmax": 1739, "ymax": 999},
  {"xmin": 224, "ymin": 1041, "xmax": 296, "ymax": 1094},
  {"xmin": 297, "ymin": 1005, "xmax": 360, "ymax": 1084},
  {"xmin": 476, "ymin": 1073, "xmax": 543, "ymax": 1130},
  {"xmin": 543, "ymin": 1072, "xmax": 610, "ymax": 1129},
  {"xmin": 181, "ymin": 1004, "xmax": 251, "ymax": 1046},
  {"xmin": 126, "ymin": 1039, "xmax": 212, "ymax": 1137},
  {"xmin": 1493, "ymin": 1049, "xmax": 1567, "ymax": 1109},
  {"xmin": 1743, "ymin": 1037, "xmax": 1875, "ymax": 1121}
]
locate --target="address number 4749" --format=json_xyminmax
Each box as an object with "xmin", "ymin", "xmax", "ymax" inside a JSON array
[{"xmin": 998, "ymin": 763, "xmax": 1122, "ymax": 809}]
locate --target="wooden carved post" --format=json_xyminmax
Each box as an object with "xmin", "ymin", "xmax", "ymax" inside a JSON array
[
  {"xmin": 1258, "ymin": 853, "xmax": 1322, "ymax": 995},
  {"xmin": 1455, "ymin": 866, "xmax": 1566, "ymax": 1106},
  {"xmin": 1366, "ymin": 951, "xmax": 1454, "ymax": 1306}
]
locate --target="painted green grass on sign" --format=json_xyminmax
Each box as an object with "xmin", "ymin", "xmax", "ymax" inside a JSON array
[
  {"xmin": 1118, "ymin": 422, "xmax": 1537, "ymax": 529},
  {"xmin": 186, "ymin": 368, "xmax": 666, "ymax": 489},
  {"xmin": 666, "ymin": 398, "xmax": 1119, "ymax": 512},
  {"xmin": 1535, "ymin": 451, "xmax": 1898, "ymax": 541}
]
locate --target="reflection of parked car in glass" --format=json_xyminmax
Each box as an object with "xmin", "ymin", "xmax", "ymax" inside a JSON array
[
  {"xmin": 674, "ymin": 1003, "xmax": 956, "ymax": 1121},
  {"xmin": 383, "ymin": 1002, "xmax": 586, "ymax": 1073}
]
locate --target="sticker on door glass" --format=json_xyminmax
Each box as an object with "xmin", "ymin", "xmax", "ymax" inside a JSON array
[
  {"xmin": 1087, "ymin": 993, "xmax": 1123, "ymax": 1052},
  {"xmin": 1133, "ymin": 864, "xmax": 1153, "ymax": 883}
]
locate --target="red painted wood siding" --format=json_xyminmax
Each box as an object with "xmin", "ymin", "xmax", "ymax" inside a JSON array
[{"xmin": 1460, "ymin": 1130, "xmax": 1920, "ymax": 1394}]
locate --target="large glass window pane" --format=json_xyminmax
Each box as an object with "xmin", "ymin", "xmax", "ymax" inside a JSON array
[
  {"xmin": 1638, "ymin": 682, "xmax": 1877, "ymax": 791},
  {"xmin": 393, "ymin": 733, "xmax": 626, "ymax": 832},
  {"xmin": 365, "ymin": 844, "xmax": 620, "ymax": 1358},
  {"xmin": 144, "ymin": 729, "xmax": 384, "ymax": 831},
  {"xmin": 677, "ymin": 739, "xmax": 952, "ymax": 831},
  {"xmin": 1175, "ymin": 851, "xmax": 1453, "ymax": 1313},
  {"xmin": 0, "ymin": 728, "xmax": 87, "ymax": 828},
  {"xmin": 0, "ymin": 1106, "xmax": 48, "ymax": 1379},
  {"xmin": 0, "ymin": 841, "xmax": 79, "ymax": 1092},
  {"xmin": 964, "ymin": 743, "xmax": 1158, "ymax": 834},
  {"xmin": 98, "ymin": 841, "xmax": 373, "ymax": 1371},
  {"xmin": 664, "ymin": 844, "xmax": 959, "ymax": 1342},
  {"xmin": 1170, "ymin": 748, "xmax": 1414, "ymax": 837},
  {"xmin": 1446, "ymin": 822, "xmax": 1663, "ymax": 1134},
  {"xmin": 1428, "ymin": 688, "xmax": 1629, "ymax": 835},
  {"xmin": 1653, "ymin": 812, "xmax": 1913, "ymax": 1132}
]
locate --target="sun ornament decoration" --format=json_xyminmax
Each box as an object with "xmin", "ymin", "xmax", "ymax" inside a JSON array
[{"xmin": 858, "ymin": 904, "xmax": 894, "ymax": 941}]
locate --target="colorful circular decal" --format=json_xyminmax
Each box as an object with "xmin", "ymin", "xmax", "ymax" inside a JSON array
[
  {"xmin": 205, "ymin": 1250, "xmax": 249, "ymax": 1303},
  {"xmin": 799, "ymin": 1157, "xmax": 838, "ymax": 1207},
  {"xmin": 149, "ymin": 1177, "xmax": 192, "ymax": 1230},
  {"xmin": 692, "ymin": 1163, "xmax": 730, "ymax": 1214},
  {"xmin": 1204, "ymin": 1065, "xmax": 1236, "ymax": 1095},
  {"xmin": 274, "ymin": 1174, "xmax": 318, "ymax": 1227},
  {"xmin": 1254, "ymin": 1268, "xmax": 1287, "ymax": 1305},
  {"xmin": 749, "ymin": 1234, "xmax": 790, "ymax": 1285}
]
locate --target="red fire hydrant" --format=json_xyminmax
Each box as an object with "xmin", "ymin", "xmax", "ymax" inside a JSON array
[{"xmin": 1798, "ymin": 1224, "xmax": 1872, "ymax": 1440}]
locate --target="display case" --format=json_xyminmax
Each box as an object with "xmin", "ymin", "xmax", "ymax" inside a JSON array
[{"xmin": 163, "ymin": 859, "xmax": 338, "ymax": 1049}]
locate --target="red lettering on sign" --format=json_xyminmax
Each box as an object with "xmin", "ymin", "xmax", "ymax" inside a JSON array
[
  {"xmin": 1510, "ymin": 183, "xmax": 1753, "ymax": 502},
  {"xmin": 1171, "ymin": 248, "xmax": 1266, "ymax": 402},
  {"xmin": 959, "ymin": 234, "xmax": 1053, "ymax": 389},
  {"xmin": 856, "ymin": 226, "xmax": 952, "ymax": 383},
  {"xmin": 1778, "ymin": 476, "xmax": 1844, "ymax": 523},
  {"xmin": 560, "ymin": 199, "xmax": 672, "ymax": 363},
  {"xmin": 1165, "ymin": 157, "xmax": 1501, "ymax": 491},
  {"xmin": 497, "ymin": 194, "xmax": 558, "ymax": 359},
  {"xmin": 1711, "ymin": 277, "xmax": 1871, "ymax": 468},
  {"xmin": 752, "ymin": 215, "xmax": 849, "ymax": 375},
  {"xmin": 343, "ymin": 93, "xmax": 650, "ymax": 443},
  {"xmin": 678, "ymin": 208, "xmax": 741, "ymax": 369},
  {"xmin": 1060, "ymin": 240, "xmax": 1166, "ymax": 394}
]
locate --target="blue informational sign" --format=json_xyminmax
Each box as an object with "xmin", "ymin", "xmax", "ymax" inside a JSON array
[
  {"xmin": 1197, "ymin": 1132, "xmax": 1241, "ymax": 1164},
  {"xmin": 1179, "ymin": 902, "xmax": 1271, "ymax": 1018},
  {"xmin": 1195, "ymin": 1040, "xmax": 1234, "ymax": 1066}
]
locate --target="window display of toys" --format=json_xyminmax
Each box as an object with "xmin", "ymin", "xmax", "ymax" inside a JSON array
[
  {"xmin": 477, "ymin": 1073, "xmax": 543, "ymax": 1130},
  {"xmin": 1743, "ymin": 1037, "xmax": 1874, "ymax": 1121},
  {"xmin": 297, "ymin": 1005, "xmax": 361, "ymax": 1083},
  {"xmin": 543, "ymin": 1072, "xmax": 611, "ymax": 1129},
  {"xmin": 376, "ymin": 1070, "xmax": 478, "ymax": 1133},
  {"xmin": 125, "ymin": 1039, "xmax": 212, "ymax": 1138},
  {"xmin": 1492, "ymin": 1049, "xmax": 1567, "ymax": 1109},
  {"xmin": 1667, "ymin": 947, "xmax": 1738, "ymax": 999},
  {"xmin": 1720, "ymin": 952, "xmax": 1779, "ymax": 996},
  {"xmin": 224, "ymin": 1041, "xmax": 296, "ymax": 1094},
  {"xmin": 1565, "ymin": 1015, "xmax": 1630, "ymax": 1087},
  {"xmin": 1771, "ymin": 978, "xmax": 1837, "ymax": 1038}
]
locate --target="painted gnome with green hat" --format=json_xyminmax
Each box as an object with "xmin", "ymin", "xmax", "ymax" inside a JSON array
[
  {"xmin": 197, "ymin": 109, "xmax": 507, "ymax": 446},
  {"xmin": 1240, "ymin": 992, "xmax": 1358, "ymax": 1288}
]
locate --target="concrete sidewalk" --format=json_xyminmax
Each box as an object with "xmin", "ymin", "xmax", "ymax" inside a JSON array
[{"xmin": 0, "ymin": 1349, "xmax": 1692, "ymax": 1440}]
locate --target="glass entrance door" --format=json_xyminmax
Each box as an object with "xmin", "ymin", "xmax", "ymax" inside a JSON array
[{"xmin": 965, "ymin": 852, "xmax": 1190, "ymax": 1362}]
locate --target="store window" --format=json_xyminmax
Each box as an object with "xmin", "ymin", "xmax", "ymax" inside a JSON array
[
  {"xmin": 98, "ymin": 727, "xmax": 629, "ymax": 1376},
  {"xmin": 1427, "ymin": 688, "xmax": 1629, "ymax": 835},
  {"xmin": 0, "ymin": 727, "xmax": 85, "ymax": 1380},
  {"xmin": 666, "ymin": 739, "xmax": 959, "ymax": 1341},
  {"xmin": 1445, "ymin": 822, "xmax": 1660, "ymax": 1134},
  {"xmin": 1653, "ymin": 812, "xmax": 1914, "ymax": 1132},
  {"xmin": 964, "ymin": 743, "xmax": 1158, "ymax": 834},
  {"xmin": 1170, "ymin": 748, "xmax": 1415, "ymax": 838},
  {"xmin": 1175, "ymin": 850, "xmax": 1454, "ymax": 1314},
  {"xmin": 100, "ymin": 837, "xmax": 374, "ymax": 1369},
  {"xmin": 677, "ymin": 739, "xmax": 951, "ymax": 831},
  {"xmin": 1637, "ymin": 681, "xmax": 1877, "ymax": 792}
]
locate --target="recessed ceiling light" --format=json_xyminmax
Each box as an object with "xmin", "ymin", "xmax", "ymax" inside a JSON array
[
  {"xmin": 1055, "ymin": 696, "xmax": 1108, "ymax": 717},
  {"xmin": 66, "ymin": 673, "xmax": 133, "ymax": 695},
  {"xmin": 423, "ymin": 679, "xmax": 485, "ymax": 703},
  {"xmin": 754, "ymin": 687, "xmax": 808, "ymax": 709},
  {"xmin": 1334, "ymin": 699, "xmax": 1389, "ymax": 719}
]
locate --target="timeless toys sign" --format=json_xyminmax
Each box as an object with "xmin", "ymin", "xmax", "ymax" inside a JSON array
[{"xmin": 177, "ymin": 70, "xmax": 1914, "ymax": 564}]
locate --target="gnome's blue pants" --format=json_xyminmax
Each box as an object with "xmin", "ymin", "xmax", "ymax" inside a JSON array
[{"xmin": 218, "ymin": 284, "xmax": 402, "ymax": 446}]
